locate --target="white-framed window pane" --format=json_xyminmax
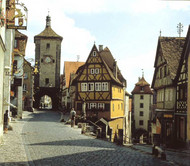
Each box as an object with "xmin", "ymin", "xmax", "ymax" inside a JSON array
[
  {"xmin": 88, "ymin": 83, "xmax": 94, "ymax": 91},
  {"xmin": 81, "ymin": 83, "xmax": 87, "ymax": 91},
  {"xmin": 95, "ymin": 68, "xmax": 99, "ymax": 74},
  {"xmin": 102, "ymin": 82, "xmax": 108, "ymax": 91},
  {"xmin": 98, "ymin": 103, "xmax": 105, "ymax": 109},
  {"xmin": 90, "ymin": 69, "xmax": 94, "ymax": 74},
  {"xmin": 93, "ymin": 51, "xmax": 96, "ymax": 56},
  {"xmin": 95, "ymin": 82, "xmax": 101, "ymax": 91},
  {"xmin": 90, "ymin": 103, "xmax": 96, "ymax": 109}
]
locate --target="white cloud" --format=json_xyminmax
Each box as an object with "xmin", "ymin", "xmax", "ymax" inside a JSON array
[
  {"xmin": 118, "ymin": 50, "xmax": 155, "ymax": 92},
  {"xmin": 24, "ymin": 0, "xmax": 96, "ymax": 71}
]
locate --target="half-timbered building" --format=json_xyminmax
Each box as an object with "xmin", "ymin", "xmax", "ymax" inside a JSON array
[
  {"xmin": 72, "ymin": 44, "xmax": 126, "ymax": 142},
  {"xmin": 152, "ymin": 37, "xmax": 185, "ymax": 147},
  {"xmin": 175, "ymin": 26, "xmax": 190, "ymax": 147}
]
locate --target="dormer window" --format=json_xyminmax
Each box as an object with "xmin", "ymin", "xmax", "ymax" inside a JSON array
[
  {"xmin": 140, "ymin": 87, "xmax": 144, "ymax": 92},
  {"xmin": 93, "ymin": 51, "xmax": 96, "ymax": 56}
]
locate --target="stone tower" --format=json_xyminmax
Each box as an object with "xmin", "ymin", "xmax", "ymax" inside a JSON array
[
  {"xmin": 131, "ymin": 76, "xmax": 153, "ymax": 142},
  {"xmin": 33, "ymin": 15, "xmax": 63, "ymax": 109}
]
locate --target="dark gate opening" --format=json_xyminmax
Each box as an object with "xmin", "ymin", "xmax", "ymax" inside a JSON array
[{"xmin": 33, "ymin": 87, "xmax": 60, "ymax": 110}]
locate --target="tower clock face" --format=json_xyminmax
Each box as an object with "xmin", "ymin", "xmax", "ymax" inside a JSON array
[{"xmin": 44, "ymin": 56, "xmax": 51, "ymax": 63}]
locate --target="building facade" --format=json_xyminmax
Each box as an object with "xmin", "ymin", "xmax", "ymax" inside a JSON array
[
  {"xmin": 12, "ymin": 30, "xmax": 28, "ymax": 118},
  {"xmin": 152, "ymin": 37, "xmax": 185, "ymax": 147},
  {"xmin": 60, "ymin": 61, "xmax": 84, "ymax": 111},
  {"xmin": 0, "ymin": 0, "xmax": 6, "ymax": 142},
  {"xmin": 72, "ymin": 44, "xmax": 126, "ymax": 142},
  {"xmin": 33, "ymin": 14, "xmax": 63, "ymax": 109},
  {"xmin": 131, "ymin": 76, "xmax": 153, "ymax": 143},
  {"xmin": 23, "ymin": 59, "xmax": 34, "ymax": 112},
  {"xmin": 175, "ymin": 26, "xmax": 190, "ymax": 147}
]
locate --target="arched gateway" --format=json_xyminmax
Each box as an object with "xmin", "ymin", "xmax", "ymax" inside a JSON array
[{"xmin": 33, "ymin": 14, "xmax": 63, "ymax": 110}]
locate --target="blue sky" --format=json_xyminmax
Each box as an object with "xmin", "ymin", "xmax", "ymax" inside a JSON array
[{"xmin": 24, "ymin": 0, "xmax": 190, "ymax": 93}]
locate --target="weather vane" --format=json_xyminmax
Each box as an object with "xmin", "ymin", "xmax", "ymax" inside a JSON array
[
  {"xmin": 177, "ymin": 22, "xmax": 183, "ymax": 37},
  {"xmin": 141, "ymin": 69, "xmax": 144, "ymax": 78}
]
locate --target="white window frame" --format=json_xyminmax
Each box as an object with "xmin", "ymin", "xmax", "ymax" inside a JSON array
[
  {"xmin": 90, "ymin": 103, "xmax": 96, "ymax": 109},
  {"xmin": 81, "ymin": 83, "xmax": 87, "ymax": 92},
  {"xmin": 98, "ymin": 103, "xmax": 105, "ymax": 110},
  {"xmin": 102, "ymin": 82, "xmax": 108, "ymax": 91},
  {"xmin": 90, "ymin": 69, "xmax": 95, "ymax": 74},
  {"xmin": 23, "ymin": 84, "xmax": 27, "ymax": 91},
  {"xmin": 95, "ymin": 82, "xmax": 102, "ymax": 91},
  {"xmin": 93, "ymin": 51, "xmax": 96, "ymax": 56},
  {"xmin": 88, "ymin": 83, "xmax": 94, "ymax": 91},
  {"xmin": 95, "ymin": 68, "xmax": 99, "ymax": 74}
]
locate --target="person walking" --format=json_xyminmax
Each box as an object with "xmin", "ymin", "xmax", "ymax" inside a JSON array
[{"xmin": 70, "ymin": 108, "xmax": 76, "ymax": 127}]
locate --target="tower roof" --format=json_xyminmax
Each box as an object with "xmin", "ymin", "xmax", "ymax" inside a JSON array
[
  {"xmin": 34, "ymin": 15, "xmax": 63, "ymax": 41},
  {"xmin": 131, "ymin": 77, "xmax": 153, "ymax": 94}
]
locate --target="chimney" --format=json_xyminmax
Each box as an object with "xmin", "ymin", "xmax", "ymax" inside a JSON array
[
  {"xmin": 113, "ymin": 61, "xmax": 118, "ymax": 79},
  {"xmin": 99, "ymin": 45, "xmax": 103, "ymax": 51}
]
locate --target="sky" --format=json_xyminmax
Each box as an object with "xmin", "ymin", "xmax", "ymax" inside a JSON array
[{"xmin": 23, "ymin": 0, "xmax": 190, "ymax": 93}]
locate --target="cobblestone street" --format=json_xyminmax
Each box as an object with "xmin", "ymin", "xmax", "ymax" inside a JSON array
[{"xmin": 0, "ymin": 110, "xmax": 189, "ymax": 166}]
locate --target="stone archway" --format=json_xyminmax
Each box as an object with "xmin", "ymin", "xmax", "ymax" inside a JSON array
[{"xmin": 33, "ymin": 87, "xmax": 60, "ymax": 110}]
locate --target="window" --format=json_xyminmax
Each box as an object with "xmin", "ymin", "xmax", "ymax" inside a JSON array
[
  {"xmin": 88, "ymin": 83, "xmax": 94, "ymax": 91},
  {"xmin": 46, "ymin": 43, "xmax": 50, "ymax": 49},
  {"xmin": 140, "ymin": 103, "xmax": 144, "ymax": 108},
  {"xmin": 164, "ymin": 66, "xmax": 167, "ymax": 77},
  {"xmin": 140, "ymin": 111, "xmax": 144, "ymax": 116},
  {"xmin": 90, "ymin": 103, "xmax": 96, "ymax": 109},
  {"xmin": 13, "ymin": 60, "xmax": 18, "ymax": 72},
  {"xmin": 91, "ymin": 68, "xmax": 99, "ymax": 74},
  {"xmin": 113, "ymin": 104, "xmax": 114, "ymax": 111},
  {"xmin": 102, "ymin": 82, "xmax": 108, "ymax": 91},
  {"xmin": 98, "ymin": 103, "xmax": 105, "ymax": 110},
  {"xmin": 105, "ymin": 104, "xmax": 110, "ymax": 111},
  {"xmin": 118, "ymin": 104, "xmax": 120, "ymax": 110},
  {"xmin": 14, "ymin": 39, "xmax": 18, "ymax": 48},
  {"xmin": 90, "ymin": 69, "xmax": 95, "ymax": 74},
  {"xmin": 95, "ymin": 68, "xmax": 99, "ymax": 74},
  {"xmin": 45, "ymin": 78, "xmax": 49, "ymax": 85},
  {"xmin": 140, "ymin": 95, "xmax": 144, "ymax": 100},
  {"xmin": 139, "ymin": 120, "xmax": 144, "ymax": 126},
  {"xmin": 24, "ymin": 73, "xmax": 28, "ymax": 79},
  {"xmin": 140, "ymin": 87, "xmax": 144, "ymax": 92},
  {"xmin": 23, "ymin": 84, "xmax": 27, "ymax": 91},
  {"xmin": 121, "ymin": 103, "xmax": 123, "ymax": 110},
  {"xmin": 95, "ymin": 82, "xmax": 101, "ymax": 91},
  {"xmin": 81, "ymin": 83, "xmax": 87, "ymax": 91},
  {"xmin": 93, "ymin": 51, "xmax": 96, "ymax": 56},
  {"xmin": 160, "ymin": 67, "xmax": 163, "ymax": 78}
]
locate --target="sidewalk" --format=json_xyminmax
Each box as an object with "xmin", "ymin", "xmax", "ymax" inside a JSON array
[
  {"xmin": 130, "ymin": 144, "xmax": 190, "ymax": 166},
  {"xmin": 0, "ymin": 111, "xmax": 32, "ymax": 166}
]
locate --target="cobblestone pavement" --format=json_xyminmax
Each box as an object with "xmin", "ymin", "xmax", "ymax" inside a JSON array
[
  {"xmin": 0, "ymin": 111, "xmax": 32, "ymax": 166},
  {"xmin": 130, "ymin": 144, "xmax": 190, "ymax": 166},
  {"xmin": 0, "ymin": 110, "xmax": 187, "ymax": 166}
]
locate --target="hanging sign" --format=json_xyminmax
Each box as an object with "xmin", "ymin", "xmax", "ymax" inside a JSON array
[{"xmin": 6, "ymin": 0, "xmax": 28, "ymax": 30}]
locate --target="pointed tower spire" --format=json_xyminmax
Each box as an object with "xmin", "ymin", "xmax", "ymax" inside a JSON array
[
  {"xmin": 46, "ymin": 11, "xmax": 51, "ymax": 28},
  {"xmin": 142, "ymin": 69, "xmax": 144, "ymax": 78}
]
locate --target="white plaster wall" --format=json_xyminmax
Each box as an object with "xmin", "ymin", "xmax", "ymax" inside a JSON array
[
  {"xmin": 3, "ymin": 29, "xmax": 15, "ymax": 111},
  {"xmin": 0, "ymin": 0, "xmax": 6, "ymax": 142},
  {"xmin": 134, "ymin": 94, "xmax": 153, "ymax": 131}
]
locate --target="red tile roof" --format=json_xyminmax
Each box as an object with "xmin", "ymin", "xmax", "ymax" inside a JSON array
[{"xmin": 64, "ymin": 61, "xmax": 85, "ymax": 88}]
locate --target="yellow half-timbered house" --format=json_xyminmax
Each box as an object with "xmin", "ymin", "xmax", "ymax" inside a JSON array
[{"xmin": 72, "ymin": 44, "xmax": 126, "ymax": 142}]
